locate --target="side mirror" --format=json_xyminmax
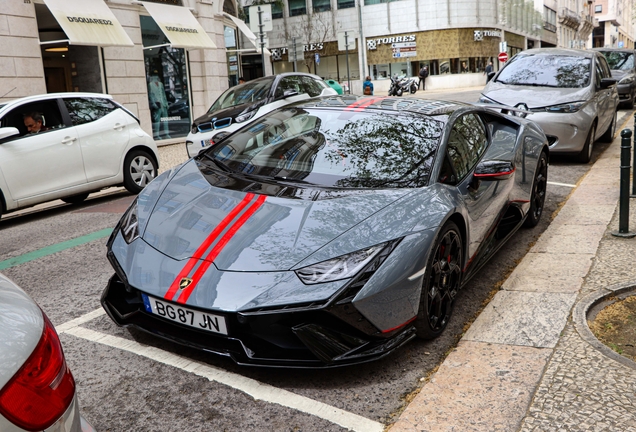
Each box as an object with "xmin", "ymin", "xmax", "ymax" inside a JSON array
[
  {"xmin": 600, "ymin": 77, "xmax": 617, "ymax": 89},
  {"xmin": 486, "ymin": 71, "xmax": 496, "ymax": 83},
  {"xmin": 473, "ymin": 160, "xmax": 515, "ymax": 181},
  {"xmin": 0, "ymin": 127, "xmax": 20, "ymax": 141}
]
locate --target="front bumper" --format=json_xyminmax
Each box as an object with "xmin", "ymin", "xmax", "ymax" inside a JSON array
[
  {"xmin": 101, "ymin": 273, "xmax": 416, "ymax": 368},
  {"xmin": 528, "ymin": 111, "xmax": 592, "ymax": 154}
]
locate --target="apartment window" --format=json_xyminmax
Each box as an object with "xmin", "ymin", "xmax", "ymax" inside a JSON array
[
  {"xmin": 272, "ymin": 2, "xmax": 283, "ymax": 18},
  {"xmin": 595, "ymin": 5, "xmax": 602, "ymax": 13},
  {"xmin": 543, "ymin": 7, "xmax": 557, "ymax": 32},
  {"xmin": 338, "ymin": 0, "xmax": 355, "ymax": 8},
  {"xmin": 313, "ymin": 0, "xmax": 330, "ymax": 11},
  {"xmin": 289, "ymin": 0, "xmax": 307, "ymax": 16}
]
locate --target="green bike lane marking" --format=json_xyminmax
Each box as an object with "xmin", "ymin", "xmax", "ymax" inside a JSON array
[{"xmin": 0, "ymin": 228, "xmax": 113, "ymax": 271}]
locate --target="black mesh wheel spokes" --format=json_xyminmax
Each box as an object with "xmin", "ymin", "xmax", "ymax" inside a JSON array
[
  {"xmin": 426, "ymin": 230, "xmax": 462, "ymax": 332},
  {"xmin": 531, "ymin": 155, "xmax": 548, "ymax": 220}
]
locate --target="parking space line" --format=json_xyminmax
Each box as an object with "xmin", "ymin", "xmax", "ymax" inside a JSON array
[
  {"xmin": 58, "ymin": 313, "xmax": 384, "ymax": 432},
  {"xmin": 0, "ymin": 228, "xmax": 112, "ymax": 271}
]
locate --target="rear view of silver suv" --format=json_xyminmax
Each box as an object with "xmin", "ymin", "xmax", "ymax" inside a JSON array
[{"xmin": 593, "ymin": 47, "xmax": 636, "ymax": 108}]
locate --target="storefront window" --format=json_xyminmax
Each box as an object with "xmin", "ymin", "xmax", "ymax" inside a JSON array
[
  {"xmin": 313, "ymin": 0, "xmax": 330, "ymax": 12},
  {"xmin": 225, "ymin": 25, "xmax": 240, "ymax": 86},
  {"xmin": 272, "ymin": 2, "xmax": 283, "ymax": 18},
  {"xmin": 337, "ymin": 0, "xmax": 355, "ymax": 8},
  {"xmin": 140, "ymin": 15, "xmax": 191, "ymax": 141}
]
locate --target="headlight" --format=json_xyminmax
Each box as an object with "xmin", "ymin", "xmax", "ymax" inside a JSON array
[
  {"xmin": 120, "ymin": 200, "xmax": 139, "ymax": 244},
  {"xmin": 619, "ymin": 76, "xmax": 634, "ymax": 85},
  {"xmin": 235, "ymin": 110, "xmax": 256, "ymax": 123},
  {"xmin": 544, "ymin": 101, "xmax": 585, "ymax": 113},
  {"xmin": 295, "ymin": 243, "xmax": 390, "ymax": 285}
]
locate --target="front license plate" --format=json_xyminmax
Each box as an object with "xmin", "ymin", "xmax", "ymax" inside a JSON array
[
  {"xmin": 142, "ymin": 294, "xmax": 228, "ymax": 335},
  {"xmin": 200, "ymin": 139, "xmax": 213, "ymax": 148}
]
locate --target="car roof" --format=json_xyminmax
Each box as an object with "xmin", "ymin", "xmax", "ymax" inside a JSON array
[
  {"xmin": 592, "ymin": 47, "xmax": 635, "ymax": 53},
  {"xmin": 291, "ymin": 95, "xmax": 471, "ymax": 116},
  {"xmin": 517, "ymin": 48, "xmax": 596, "ymax": 58},
  {"xmin": 1, "ymin": 92, "xmax": 113, "ymax": 107}
]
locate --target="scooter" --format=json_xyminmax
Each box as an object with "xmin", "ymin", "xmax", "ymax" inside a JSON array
[
  {"xmin": 388, "ymin": 75, "xmax": 402, "ymax": 96},
  {"xmin": 398, "ymin": 77, "xmax": 418, "ymax": 94}
]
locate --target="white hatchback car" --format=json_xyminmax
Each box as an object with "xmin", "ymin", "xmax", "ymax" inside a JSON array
[
  {"xmin": 0, "ymin": 272, "xmax": 95, "ymax": 431},
  {"xmin": 0, "ymin": 92, "xmax": 159, "ymax": 219},
  {"xmin": 186, "ymin": 73, "xmax": 338, "ymax": 157}
]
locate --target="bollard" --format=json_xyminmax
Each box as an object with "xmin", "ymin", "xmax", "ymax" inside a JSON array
[
  {"xmin": 612, "ymin": 129, "xmax": 636, "ymax": 238},
  {"xmin": 633, "ymin": 113, "xmax": 636, "ymax": 197}
]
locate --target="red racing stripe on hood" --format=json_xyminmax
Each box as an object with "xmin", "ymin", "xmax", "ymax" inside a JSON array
[
  {"xmin": 164, "ymin": 193, "xmax": 256, "ymax": 301},
  {"xmin": 176, "ymin": 194, "xmax": 268, "ymax": 304},
  {"xmin": 350, "ymin": 96, "xmax": 385, "ymax": 112}
]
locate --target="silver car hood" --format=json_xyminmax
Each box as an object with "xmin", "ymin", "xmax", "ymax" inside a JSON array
[
  {"xmin": 0, "ymin": 273, "xmax": 43, "ymax": 389},
  {"xmin": 142, "ymin": 162, "xmax": 410, "ymax": 271},
  {"xmin": 483, "ymin": 82, "xmax": 591, "ymax": 108}
]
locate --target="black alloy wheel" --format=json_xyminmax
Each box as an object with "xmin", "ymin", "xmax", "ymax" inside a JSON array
[
  {"xmin": 523, "ymin": 151, "xmax": 548, "ymax": 228},
  {"xmin": 415, "ymin": 221, "xmax": 463, "ymax": 339}
]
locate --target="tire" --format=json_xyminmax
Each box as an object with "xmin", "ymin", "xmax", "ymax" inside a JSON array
[
  {"xmin": 600, "ymin": 110, "xmax": 617, "ymax": 143},
  {"xmin": 123, "ymin": 150, "xmax": 158, "ymax": 194},
  {"xmin": 523, "ymin": 151, "xmax": 548, "ymax": 228},
  {"xmin": 62, "ymin": 193, "xmax": 89, "ymax": 204},
  {"xmin": 414, "ymin": 221, "xmax": 463, "ymax": 339},
  {"xmin": 577, "ymin": 124, "xmax": 596, "ymax": 163},
  {"xmin": 410, "ymin": 84, "xmax": 417, "ymax": 94}
]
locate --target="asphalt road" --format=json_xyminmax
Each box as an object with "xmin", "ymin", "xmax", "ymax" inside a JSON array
[{"xmin": 0, "ymin": 89, "xmax": 632, "ymax": 431}]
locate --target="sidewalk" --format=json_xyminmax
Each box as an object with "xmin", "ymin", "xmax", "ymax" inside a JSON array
[{"xmin": 390, "ymin": 112, "xmax": 636, "ymax": 431}]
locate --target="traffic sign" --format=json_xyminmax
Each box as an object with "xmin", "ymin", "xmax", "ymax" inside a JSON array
[{"xmin": 498, "ymin": 52, "xmax": 508, "ymax": 63}]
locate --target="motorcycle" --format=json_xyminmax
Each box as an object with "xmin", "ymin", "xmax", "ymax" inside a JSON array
[
  {"xmin": 398, "ymin": 77, "xmax": 418, "ymax": 95},
  {"xmin": 388, "ymin": 75, "xmax": 402, "ymax": 96}
]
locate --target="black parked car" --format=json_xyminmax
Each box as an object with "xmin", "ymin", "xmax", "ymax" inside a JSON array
[{"xmin": 593, "ymin": 47, "xmax": 636, "ymax": 108}]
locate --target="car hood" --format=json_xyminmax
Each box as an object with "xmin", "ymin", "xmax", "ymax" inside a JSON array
[
  {"xmin": 141, "ymin": 160, "xmax": 411, "ymax": 272},
  {"xmin": 482, "ymin": 81, "xmax": 592, "ymax": 108},
  {"xmin": 192, "ymin": 100, "xmax": 268, "ymax": 126}
]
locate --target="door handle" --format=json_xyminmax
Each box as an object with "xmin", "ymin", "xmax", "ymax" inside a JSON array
[
  {"xmin": 113, "ymin": 123, "xmax": 125, "ymax": 131},
  {"xmin": 61, "ymin": 137, "xmax": 77, "ymax": 145}
]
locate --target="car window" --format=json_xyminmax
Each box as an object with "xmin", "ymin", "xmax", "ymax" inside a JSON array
[
  {"xmin": 496, "ymin": 54, "xmax": 591, "ymax": 88},
  {"xmin": 274, "ymin": 76, "xmax": 304, "ymax": 98},
  {"xmin": 64, "ymin": 97, "xmax": 118, "ymax": 126},
  {"xmin": 600, "ymin": 51, "xmax": 634, "ymax": 71},
  {"xmin": 202, "ymin": 107, "xmax": 446, "ymax": 188},
  {"xmin": 446, "ymin": 113, "xmax": 488, "ymax": 181},
  {"xmin": 0, "ymin": 99, "xmax": 66, "ymax": 138},
  {"xmin": 598, "ymin": 55, "xmax": 612, "ymax": 78},
  {"xmin": 595, "ymin": 60, "xmax": 604, "ymax": 88},
  {"xmin": 300, "ymin": 76, "xmax": 323, "ymax": 97},
  {"xmin": 208, "ymin": 78, "xmax": 274, "ymax": 112}
]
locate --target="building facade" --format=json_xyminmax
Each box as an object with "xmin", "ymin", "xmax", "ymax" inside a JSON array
[{"xmin": 0, "ymin": 0, "xmax": 260, "ymax": 144}]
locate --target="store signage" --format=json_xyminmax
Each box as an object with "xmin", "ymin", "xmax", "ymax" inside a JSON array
[
  {"xmin": 474, "ymin": 30, "xmax": 502, "ymax": 41},
  {"xmin": 142, "ymin": 0, "xmax": 183, "ymax": 5},
  {"xmin": 66, "ymin": 16, "xmax": 113, "ymax": 25},
  {"xmin": 367, "ymin": 35, "xmax": 415, "ymax": 50},
  {"xmin": 269, "ymin": 43, "xmax": 325, "ymax": 60}
]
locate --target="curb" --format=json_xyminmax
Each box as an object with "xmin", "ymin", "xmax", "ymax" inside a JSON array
[{"xmin": 573, "ymin": 281, "xmax": 636, "ymax": 370}]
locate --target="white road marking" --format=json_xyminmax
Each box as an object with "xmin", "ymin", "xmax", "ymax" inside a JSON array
[
  {"xmin": 58, "ymin": 309, "xmax": 384, "ymax": 432},
  {"xmin": 547, "ymin": 181, "xmax": 577, "ymax": 188}
]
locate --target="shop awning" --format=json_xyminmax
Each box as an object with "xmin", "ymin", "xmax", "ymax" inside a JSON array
[
  {"xmin": 140, "ymin": 2, "xmax": 216, "ymax": 50},
  {"xmin": 223, "ymin": 13, "xmax": 271, "ymax": 55},
  {"xmin": 42, "ymin": 0, "xmax": 134, "ymax": 47}
]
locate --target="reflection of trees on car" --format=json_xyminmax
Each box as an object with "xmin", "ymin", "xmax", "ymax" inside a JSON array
[
  {"xmin": 498, "ymin": 55, "xmax": 591, "ymax": 88},
  {"xmin": 602, "ymin": 52, "xmax": 634, "ymax": 70},
  {"xmin": 323, "ymin": 114, "xmax": 444, "ymax": 188}
]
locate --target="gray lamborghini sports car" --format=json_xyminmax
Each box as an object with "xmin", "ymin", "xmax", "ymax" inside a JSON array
[{"xmin": 102, "ymin": 95, "xmax": 549, "ymax": 368}]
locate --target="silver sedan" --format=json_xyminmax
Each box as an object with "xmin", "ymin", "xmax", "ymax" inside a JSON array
[{"xmin": 481, "ymin": 48, "xmax": 619, "ymax": 163}]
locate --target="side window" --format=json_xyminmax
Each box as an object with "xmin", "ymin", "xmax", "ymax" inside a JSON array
[
  {"xmin": 1, "ymin": 99, "xmax": 65, "ymax": 137},
  {"xmin": 300, "ymin": 76, "xmax": 323, "ymax": 97},
  {"xmin": 598, "ymin": 56, "xmax": 612, "ymax": 79},
  {"xmin": 594, "ymin": 60, "xmax": 604, "ymax": 88},
  {"xmin": 64, "ymin": 97, "xmax": 117, "ymax": 126},
  {"xmin": 446, "ymin": 114, "xmax": 488, "ymax": 181},
  {"xmin": 274, "ymin": 76, "xmax": 303, "ymax": 98}
]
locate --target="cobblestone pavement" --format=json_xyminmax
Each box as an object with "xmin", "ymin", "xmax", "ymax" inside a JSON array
[{"xmin": 391, "ymin": 115, "xmax": 636, "ymax": 431}]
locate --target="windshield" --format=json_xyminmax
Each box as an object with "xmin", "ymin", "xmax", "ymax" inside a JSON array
[
  {"xmin": 208, "ymin": 78, "xmax": 275, "ymax": 113},
  {"xmin": 199, "ymin": 107, "xmax": 445, "ymax": 189},
  {"xmin": 496, "ymin": 54, "xmax": 591, "ymax": 88},
  {"xmin": 600, "ymin": 51, "xmax": 634, "ymax": 71}
]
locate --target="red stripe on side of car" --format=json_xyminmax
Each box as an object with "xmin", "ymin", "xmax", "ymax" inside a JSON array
[
  {"xmin": 163, "ymin": 193, "xmax": 256, "ymax": 301},
  {"xmin": 175, "ymin": 194, "xmax": 268, "ymax": 304},
  {"xmin": 344, "ymin": 98, "xmax": 373, "ymax": 111}
]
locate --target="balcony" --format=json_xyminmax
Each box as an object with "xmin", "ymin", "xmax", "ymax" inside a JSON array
[
  {"xmin": 578, "ymin": 14, "xmax": 598, "ymax": 39},
  {"xmin": 543, "ymin": 22, "xmax": 557, "ymax": 33},
  {"xmin": 559, "ymin": 8, "xmax": 580, "ymax": 29}
]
